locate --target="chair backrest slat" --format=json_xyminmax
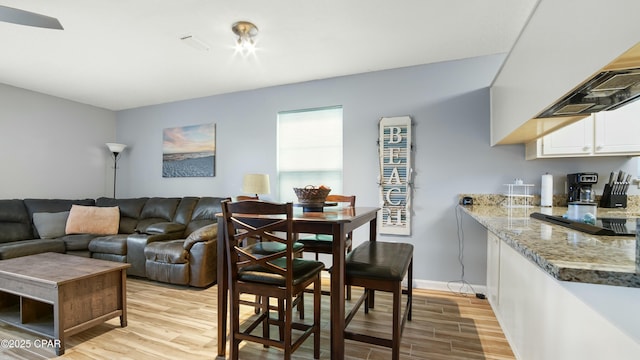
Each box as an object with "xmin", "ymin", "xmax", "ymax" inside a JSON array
[
  {"xmin": 326, "ymin": 194, "xmax": 356, "ymax": 207},
  {"xmin": 222, "ymin": 199, "xmax": 295, "ymax": 287}
]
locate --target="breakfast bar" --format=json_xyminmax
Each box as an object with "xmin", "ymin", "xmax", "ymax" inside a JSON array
[{"xmin": 460, "ymin": 204, "xmax": 640, "ymax": 359}]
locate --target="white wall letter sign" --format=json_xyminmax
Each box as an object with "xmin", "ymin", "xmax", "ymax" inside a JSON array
[{"xmin": 378, "ymin": 116, "xmax": 412, "ymax": 235}]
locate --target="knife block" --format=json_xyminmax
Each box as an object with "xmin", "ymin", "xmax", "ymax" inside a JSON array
[{"xmin": 599, "ymin": 184, "xmax": 627, "ymax": 208}]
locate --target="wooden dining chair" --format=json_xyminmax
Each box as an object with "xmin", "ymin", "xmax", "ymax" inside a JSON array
[
  {"xmin": 298, "ymin": 194, "xmax": 356, "ymax": 299},
  {"xmin": 235, "ymin": 197, "xmax": 307, "ymax": 316},
  {"xmin": 221, "ymin": 199, "xmax": 324, "ymax": 360},
  {"xmin": 236, "ymin": 195, "xmax": 259, "ymax": 201}
]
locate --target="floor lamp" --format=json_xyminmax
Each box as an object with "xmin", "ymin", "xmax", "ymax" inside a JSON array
[{"xmin": 106, "ymin": 143, "xmax": 127, "ymax": 198}]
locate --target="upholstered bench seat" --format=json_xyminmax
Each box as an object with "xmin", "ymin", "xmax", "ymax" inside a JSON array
[
  {"xmin": 344, "ymin": 241, "xmax": 413, "ymax": 360},
  {"xmin": 345, "ymin": 242, "xmax": 413, "ymax": 281}
]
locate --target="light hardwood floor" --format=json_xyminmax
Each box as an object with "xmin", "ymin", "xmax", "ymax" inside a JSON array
[{"xmin": 0, "ymin": 278, "xmax": 514, "ymax": 359}]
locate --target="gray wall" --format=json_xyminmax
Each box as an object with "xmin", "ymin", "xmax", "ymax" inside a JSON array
[
  {"xmin": 0, "ymin": 83, "xmax": 117, "ymax": 199},
  {"xmin": 115, "ymin": 54, "xmax": 638, "ymax": 287},
  {"xmin": 1, "ymin": 54, "xmax": 637, "ymax": 287}
]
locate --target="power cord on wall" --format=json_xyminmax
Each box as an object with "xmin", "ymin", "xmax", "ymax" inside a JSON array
[{"xmin": 447, "ymin": 204, "xmax": 485, "ymax": 299}]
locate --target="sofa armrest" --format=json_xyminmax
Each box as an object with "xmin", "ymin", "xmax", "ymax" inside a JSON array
[
  {"xmin": 188, "ymin": 239, "xmax": 217, "ymax": 287},
  {"xmin": 138, "ymin": 221, "xmax": 186, "ymax": 235},
  {"xmin": 183, "ymin": 224, "xmax": 217, "ymax": 251}
]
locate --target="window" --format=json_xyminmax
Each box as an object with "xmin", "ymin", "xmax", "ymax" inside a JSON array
[{"xmin": 277, "ymin": 106, "xmax": 343, "ymax": 202}]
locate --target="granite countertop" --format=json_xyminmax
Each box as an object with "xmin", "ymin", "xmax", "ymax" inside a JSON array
[{"xmin": 460, "ymin": 204, "xmax": 640, "ymax": 288}]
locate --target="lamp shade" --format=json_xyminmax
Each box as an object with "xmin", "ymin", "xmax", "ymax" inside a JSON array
[
  {"xmin": 242, "ymin": 174, "xmax": 270, "ymax": 195},
  {"xmin": 106, "ymin": 142, "xmax": 127, "ymax": 154}
]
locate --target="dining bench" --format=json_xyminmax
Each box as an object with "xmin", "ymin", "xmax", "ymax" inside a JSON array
[{"xmin": 343, "ymin": 241, "xmax": 413, "ymax": 360}]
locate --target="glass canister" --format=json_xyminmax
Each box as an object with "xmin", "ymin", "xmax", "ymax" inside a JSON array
[{"xmin": 567, "ymin": 202, "xmax": 597, "ymax": 223}]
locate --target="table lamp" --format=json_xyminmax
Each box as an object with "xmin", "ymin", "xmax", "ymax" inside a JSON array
[{"xmin": 242, "ymin": 174, "xmax": 270, "ymax": 199}]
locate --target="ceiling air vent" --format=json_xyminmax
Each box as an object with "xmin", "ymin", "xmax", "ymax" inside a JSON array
[{"xmin": 536, "ymin": 67, "xmax": 640, "ymax": 118}]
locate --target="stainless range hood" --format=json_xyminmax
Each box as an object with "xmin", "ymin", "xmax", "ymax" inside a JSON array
[{"xmin": 536, "ymin": 67, "xmax": 640, "ymax": 118}]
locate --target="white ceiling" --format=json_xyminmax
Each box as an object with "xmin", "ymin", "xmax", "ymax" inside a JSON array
[{"xmin": 0, "ymin": 0, "xmax": 538, "ymax": 111}]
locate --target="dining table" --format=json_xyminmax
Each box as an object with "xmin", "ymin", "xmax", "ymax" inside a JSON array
[{"xmin": 216, "ymin": 205, "xmax": 380, "ymax": 359}]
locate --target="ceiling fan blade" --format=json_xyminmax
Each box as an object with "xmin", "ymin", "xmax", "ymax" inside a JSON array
[{"xmin": 0, "ymin": 5, "xmax": 63, "ymax": 30}]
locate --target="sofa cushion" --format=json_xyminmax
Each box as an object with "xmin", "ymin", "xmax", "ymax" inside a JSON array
[
  {"xmin": 32, "ymin": 211, "xmax": 69, "ymax": 239},
  {"xmin": 0, "ymin": 239, "xmax": 66, "ymax": 260},
  {"xmin": 23, "ymin": 199, "xmax": 96, "ymax": 238},
  {"xmin": 96, "ymin": 197, "xmax": 148, "ymax": 233},
  {"xmin": 66, "ymin": 205, "xmax": 120, "ymax": 235},
  {"xmin": 144, "ymin": 239, "xmax": 188, "ymax": 264},
  {"xmin": 173, "ymin": 197, "xmax": 199, "ymax": 225},
  {"xmin": 88, "ymin": 235, "xmax": 128, "ymax": 255},
  {"xmin": 142, "ymin": 222, "xmax": 186, "ymax": 235},
  {"xmin": 59, "ymin": 233, "xmax": 97, "ymax": 251},
  {"xmin": 185, "ymin": 197, "xmax": 225, "ymax": 235},
  {"xmin": 23, "ymin": 198, "xmax": 96, "ymax": 215},
  {"xmin": 140, "ymin": 197, "xmax": 180, "ymax": 221},
  {"xmin": 0, "ymin": 199, "xmax": 33, "ymax": 243}
]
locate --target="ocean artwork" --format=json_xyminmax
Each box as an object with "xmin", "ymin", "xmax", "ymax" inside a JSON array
[{"xmin": 162, "ymin": 123, "xmax": 216, "ymax": 177}]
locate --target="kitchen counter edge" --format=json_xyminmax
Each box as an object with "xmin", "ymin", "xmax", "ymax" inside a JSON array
[{"xmin": 459, "ymin": 205, "xmax": 640, "ymax": 288}]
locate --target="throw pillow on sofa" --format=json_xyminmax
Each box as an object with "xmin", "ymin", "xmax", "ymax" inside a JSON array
[
  {"xmin": 65, "ymin": 205, "xmax": 120, "ymax": 235},
  {"xmin": 33, "ymin": 211, "xmax": 70, "ymax": 239}
]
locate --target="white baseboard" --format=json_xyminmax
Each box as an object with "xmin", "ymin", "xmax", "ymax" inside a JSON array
[
  {"xmin": 321, "ymin": 272, "xmax": 487, "ymax": 297},
  {"xmin": 411, "ymin": 279, "xmax": 487, "ymax": 296}
]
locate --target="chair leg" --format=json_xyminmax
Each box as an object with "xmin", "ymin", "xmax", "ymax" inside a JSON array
[
  {"xmin": 364, "ymin": 289, "xmax": 370, "ymax": 314},
  {"xmin": 284, "ymin": 297, "xmax": 293, "ymax": 360},
  {"xmin": 408, "ymin": 258, "xmax": 413, "ymax": 321},
  {"xmin": 392, "ymin": 283, "xmax": 402, "ymax": 360},
  {"xmin": 263, "ymin": 296, "xmax": 270, "ymax": 348},
  {"xmin": 297, "ymin": 292, "xmax": 305, "ymax": 319},
  {"xmin": 254, "ymin": 295, "xmax": 261, "ymax": 314},
  {"xmin": 314, "ymin": 275, "xmax": 321, "ymax": 359},
  {"xmin": 231, "ymin": 290, "xmax": 241, "ymax": 360},
  {"xmin": 346, "ymin": 245, "xmax": 352, "ymax": 300},
  {"xmin": 278, "ymin": 298, "xmax": 285, "ymax": 341}
]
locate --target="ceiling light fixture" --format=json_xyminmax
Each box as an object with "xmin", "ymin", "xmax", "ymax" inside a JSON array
[{"xmin": 231, "ymin": 21, "xmax": 258, "ymax": 53}]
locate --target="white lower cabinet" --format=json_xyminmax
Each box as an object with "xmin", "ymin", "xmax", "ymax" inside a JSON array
[
  {"xmin": 486, "ymin": 232, "xmax": 500, "ymax": 307},
  {"xmin": 486, "ymin": 230, "xmax": 640, "ymax": 359}
]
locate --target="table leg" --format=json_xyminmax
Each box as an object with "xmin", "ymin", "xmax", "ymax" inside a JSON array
[
  {"xmin": 368, "ymin": 217, "xmax": 378, "ymax": 308},
  {"xmin": 120, "ymin": 269, "xmax": 128, "ymax": 327},
  {"xmin": 217, "ymin": 216, "xmax": 228, "ymax": 359},
  {"xmin": 54, "ymin": 293, "xmax": 64, "ymax": 355},
  {"xmin": 330, "ymin": 224, "xmax": 346, "ymax": 359}
]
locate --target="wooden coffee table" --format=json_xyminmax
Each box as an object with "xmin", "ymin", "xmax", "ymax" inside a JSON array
[{"xmin": 0, "ymin": 252, "xmax": 130, "ymax": 355}]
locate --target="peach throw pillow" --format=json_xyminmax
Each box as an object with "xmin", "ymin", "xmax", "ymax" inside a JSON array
[{"xmin": 65, "ymin": 205, "xmax": 120, "ymax": 235}]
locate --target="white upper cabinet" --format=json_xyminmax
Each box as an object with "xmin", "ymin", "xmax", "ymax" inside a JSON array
[
  {"xmin": 525, "ymin": 100, "xmax": 640, "ymax": 159},
  {"xmin": 594, "ymin": 100, "xmax": 640, "ymax": 154}
]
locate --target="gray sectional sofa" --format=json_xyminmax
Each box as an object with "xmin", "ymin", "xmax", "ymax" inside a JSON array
[{"xmin": 0, "ymin": 196, "xmax": 226, "ymax": 287}]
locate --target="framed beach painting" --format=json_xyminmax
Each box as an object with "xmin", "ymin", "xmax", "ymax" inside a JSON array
[{"xmin": 162, "ymin": 123, "xmax": 216, "ymax": 177}]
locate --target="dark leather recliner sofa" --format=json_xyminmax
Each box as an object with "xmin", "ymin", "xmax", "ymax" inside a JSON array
[{"xmin": 0, "ymin": 196, "xmax": 225, "ymax": 287}]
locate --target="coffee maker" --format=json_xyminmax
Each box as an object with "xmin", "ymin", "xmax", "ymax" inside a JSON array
[{"xmin": 567, "ymin": 172, "xmax": 598, "ymax": 203}]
